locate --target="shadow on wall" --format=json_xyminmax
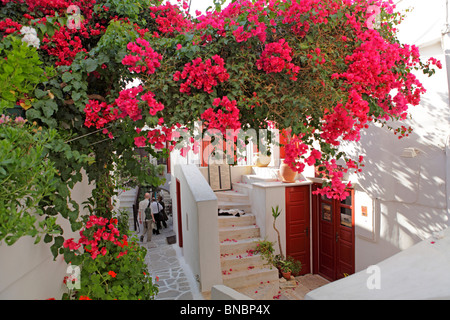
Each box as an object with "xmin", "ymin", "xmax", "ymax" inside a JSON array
[{"xmin": 341, "ymin": 90, "xmax": 450, "ymax": 254}]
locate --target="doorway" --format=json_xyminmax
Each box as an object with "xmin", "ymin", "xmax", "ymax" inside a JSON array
[
  {"xmin": 312, "ymin": 184, "xmax": 355, "ymax": 281},
  {"xmin": 285, "ymin": 185, "xmax": 311, "ymax": 275}
]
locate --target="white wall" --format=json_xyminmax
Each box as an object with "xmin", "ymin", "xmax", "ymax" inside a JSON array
[
  {"xmin": 0, "ymin": 170, "xmax": 94, "ymax": 299},
  {"xmin": 340, "ymin": 0, "xmax": 450, "ymax": 271},
  {"xmin": 172, "ymin": 163, "xmax": 222, "ymax": 292}
]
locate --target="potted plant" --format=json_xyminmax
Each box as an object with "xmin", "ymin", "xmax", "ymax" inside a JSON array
[
  {"xmin": 274, "ymin": 255, "xmax": 302, "ymax": 280},
  {"xmin": 278, "ymin": 259, "xmax": 293, "ymax": 280}
]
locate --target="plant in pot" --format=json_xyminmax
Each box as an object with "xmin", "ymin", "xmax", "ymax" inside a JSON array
[
  {"xmin": 277, "ymin": 259, "xmax": 293, "ymax": 280},
  {"xmin": 274, "ymin": 255, "xmax": 302, "ymax": 280}
]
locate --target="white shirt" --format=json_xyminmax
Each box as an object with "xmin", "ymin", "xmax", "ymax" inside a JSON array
[{"xmin": 150, "ymin": 201, "xmax": 162, "ymax": 215}]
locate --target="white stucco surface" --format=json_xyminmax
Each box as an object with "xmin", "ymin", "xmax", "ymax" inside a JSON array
[{"xmin": 305, "ymin": 227, "xmax": 450, "ymax": 300}]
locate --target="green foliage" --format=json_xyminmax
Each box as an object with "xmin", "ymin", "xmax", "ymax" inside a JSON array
[
  {"xmin": 274, "ymin": 255, "xmax": 302, "ymax": 275},
  {"xmin": 0, "ymin": 119, "xmax": 61, "ymax": 245},
  {"xmin": 254, "ymin": 238, "xmax": 275, "ymax": 266},
  {"xmin": 0, "ymin": 36, "xmax": 50, "ymax": 110}
]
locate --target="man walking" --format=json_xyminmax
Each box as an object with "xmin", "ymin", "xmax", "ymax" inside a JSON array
[
  {"xmin": 150, "ymin": 197, "xmax": 163, "ymax": 234},
  {"xmin": 138, "ymin": 193, "xmax": 155, "ymax": 242}
]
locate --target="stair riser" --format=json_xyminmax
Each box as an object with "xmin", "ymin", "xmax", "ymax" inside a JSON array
[
  {"xmin": 223, "ymin": 269, "xmax": 279, "ymax": 289},
  {"xmin": 215, "ymin": 194, "xmax": 250, "ymax": 203},
  {"xmin": 218, "ymin": 204, "xmax": 251, "ymax": 212},
  {"xmin": 219, "ymin": 227, "xmax": 260, "ymax": 242},
  {"xmin": 236, "ymin": 281, "xmax": 280, "ymax": 300},
  {"xmin": 218, "ymin": 215, "xmax": 256, "ymax": 228},
  {"xmin": 220, "ymin": 240, "xmax": 259, "ymax": 256},
  {"xmin": 221, "ymin": 256, "xmax": 265, "ymax": 272},
  {"xmin": 231, "ymin": 183, "xmax": 252, "ymax": 195}
]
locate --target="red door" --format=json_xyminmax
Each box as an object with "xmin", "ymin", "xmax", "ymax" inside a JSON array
[
  {"xmin": 285, "ymin": 185, "xmax": 310, "ymax": 275},
  {"xmin": 336, "ymin": 192, "xmax": 355, "ymax": 279},
  {"xmin": 176, "ymin": 179, "xmax": 183, "ymax": 248},
  {"xmin": 313, "ymin": 184, "xmax": 355, "ymax": 281},
  {"xmin": 317, "ymin": 193, "xmax": 335, "ymax": 280}
]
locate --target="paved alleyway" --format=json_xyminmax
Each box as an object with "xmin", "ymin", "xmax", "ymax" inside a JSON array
[{"xmin": 134, "ymin": 214, "xmax": 204, "ymax": 300}]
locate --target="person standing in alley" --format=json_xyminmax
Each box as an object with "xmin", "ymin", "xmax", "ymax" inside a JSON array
[
  {"xmin": 138, "ymin": 192, "xmax": 154, "ymax": 242},
  {"xmin": 150, "ymin": 197, "xmax": 163, "ymax": 234},
  {"xmin": 158, "ymin": 195, "xmax": 168, "ymax": 228}
]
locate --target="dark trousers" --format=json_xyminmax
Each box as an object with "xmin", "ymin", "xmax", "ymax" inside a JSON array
[{"xmin": 155, "ymin": 213, "xmax": 162, "ymax": 231}]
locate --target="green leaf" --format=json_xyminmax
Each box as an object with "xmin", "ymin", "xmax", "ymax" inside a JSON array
[
  {"xmin": 61, "ymin": 72, "xmax": 73, "ymax": 83},
  {"xmin": 84, "ymin": 58, "xmax": 98, "ymax": 73}
]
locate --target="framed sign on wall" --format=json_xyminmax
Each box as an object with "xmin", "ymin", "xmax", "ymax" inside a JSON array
[{"xmin": 208, "ymin": 163, "xmax": 232, "ymax": 191}]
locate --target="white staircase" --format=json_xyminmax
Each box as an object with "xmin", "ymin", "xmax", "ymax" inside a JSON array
[
  {"xmin": 117, "ymin": 187, "xmax": 138, "ymax": 227},
  {"xmin": 216, "ymin": 190, "xmax": 280, "ymax": 300}
]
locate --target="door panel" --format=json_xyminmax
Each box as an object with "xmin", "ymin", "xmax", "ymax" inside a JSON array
[
  {"xmin": 318, "ymin": 197, "xmax": 335, "ymax": 281},
  {"xmin": 285, "ymin": 186, "xmax": 310, "ymax": 275},
  {"xmin": 314, "ymin": 185, "xmax": 355, "ymax": 281}
]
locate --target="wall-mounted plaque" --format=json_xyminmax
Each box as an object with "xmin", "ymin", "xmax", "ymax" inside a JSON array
[{"xmin": 208, "ymin": 163, "xmax": 232, "ymax": 191}]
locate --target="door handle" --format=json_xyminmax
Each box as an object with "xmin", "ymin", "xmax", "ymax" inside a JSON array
[
  {"xmin": 305, "ymin": 227, "xmax": 309, "ymax": 237},
  {"xmin": 335, "ymin": 232, "xmax": 339, "ymax": 243}
]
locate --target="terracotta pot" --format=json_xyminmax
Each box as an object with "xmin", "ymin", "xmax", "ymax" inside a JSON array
[
  {"xmin": 281, "ymin": 271, "xmax": 292, "ymax": 280},
  {"xmin": 280, "ymin": 162, "xmax": 296, "ymax": 183}
]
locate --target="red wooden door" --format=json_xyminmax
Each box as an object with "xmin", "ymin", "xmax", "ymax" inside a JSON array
[
  {"xmin": 313, "ymin": 185, "xmax": 355, "ymax": 281},
  {"xmin": 285, "ymin": 185, "xmax": 310, "ymax": 275},
  {"xmin": 176, "ymin": 179, "xmax": 183, "ymax": 248},
  {"xmin": 318, "ymin": 194, "xmax": 335, "ymax": 280},
  {"xmin": 336, "ymin": 191, "xmax": 355, "ymax": 279}
]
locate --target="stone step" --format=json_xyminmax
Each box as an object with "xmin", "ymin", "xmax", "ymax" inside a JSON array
[
  {"xmin": 222, "ymin": 267, "xmax": 279, "ymax": 290},
  {"xmin": 218, "ymin": 201, "xmax": 251, "ymax": 212},
  {"xmin": 218, "ymin": 213, "xmax": 256, "ymax": 228},
  {"xmin": 220, "ymin": 252, "xmax": 267, "ymax": 273},
  {"xmin": 231, "ymin": 182, "xmax": 253, "ymax": 195},
  {"xmin": 219, "ymin": 225, "xmax": 260, "ymax": 242},
  {"xmin": 235, "ymin": 280, "xmax": 281, "ymax": 300},
  {"xmin": 119, "ymin": 194, "xmax": 136, "ymax": 202},
  {"xmin": 118, "ymin": 187, "xmax": 138, "ymax": 196},
  {"xmin": 215, "ymin": 190, "xmax": 249, "ymax": 203},
  {"xmin": 220, "ymin": 237, "xmax": 260, "ymax": 256}
]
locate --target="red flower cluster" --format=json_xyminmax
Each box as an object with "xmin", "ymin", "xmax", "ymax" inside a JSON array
[
  {"xmin": 41, "ymin": 22, "xmax": 90, "ymax": 66},
  {"xmin": 201, "ymin": 96, "xmax": 241, "ymax": 134},
  {"xmin": 313, "ymin": 159, "xmax": 352, "ymax": 201},
  {"xmin": 173, "ymin": 55, "xmax": 230, "ymax": 94},
  {"xmin": 1, "ymin": 0, "xmax": 96, "ymax": 19},
  {"xmin": 256, "ymin": 39, "xmax": 300, "ymax": 80},
  {"xmin": 84, "ymin": 100, "xmax": 118, "ymax": 130},
  {"xmin": 115, "ymin": 86, "xmax": 143, "ymax": 122},
  {"xmin": 141, "ymin": 91, "xmax": 165, "ymax": 116},
  {"xmin": 283, "ymin": 134, "xmax": 308, "ymax": 174},
  {"xmin": 134, "ymin": 126, "xmax": 172, "ymax": 149},
  {"xmin": 63, "ymin": 215, "xmax": 128, "ymax": 260},
  {"xmin": 149, "ymin": 2, "xmax": 193, "ymax": 36},
  {"xmin": 0, "ymin": 18, "xmax": 22, "ymax": 36},
  {"xmin": 122, "ymin": 37, "xmax": 162, "ymax": 75}
]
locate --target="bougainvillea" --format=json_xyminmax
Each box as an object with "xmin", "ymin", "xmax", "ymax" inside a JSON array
[
  {"xmin": 2, "ymin": 0, "xmax": 440, "ymax": 223},
  {"xmin": 122, "ymin": 37, "xmax": 162, "ymax": 75},
  {"xmin": 76, "ymin": 0, "xmax": 441, "ymax": 200},
  {"xmin": 173, "ymin": 54, "xmax": 230, "ymax": 94}
]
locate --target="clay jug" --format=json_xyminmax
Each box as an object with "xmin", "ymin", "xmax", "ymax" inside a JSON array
[{"xmin": 280, "ymin": 162, "xmax": 297, "ymax": 183}]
